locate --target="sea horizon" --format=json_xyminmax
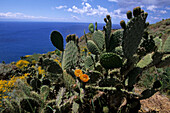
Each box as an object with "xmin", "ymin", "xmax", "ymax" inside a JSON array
[{"xmin": 0, "ymin": 21, "xmax": 121, "ymax": 63}]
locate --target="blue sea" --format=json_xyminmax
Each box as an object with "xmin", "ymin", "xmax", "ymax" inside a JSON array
[{"xmin": 0, "ymin": 21, "xmax": 120, "ymax": 63}]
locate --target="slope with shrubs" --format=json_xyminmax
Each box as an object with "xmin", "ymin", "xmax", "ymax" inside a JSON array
[{"xmin": 0, "ymin": 7, "xmax": 170, "ymax": 113}]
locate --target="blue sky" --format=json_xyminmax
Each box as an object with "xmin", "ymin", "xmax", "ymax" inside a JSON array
[{"xmin": 0, "ymin": 0, "xmax": 169, "ymax": 24}]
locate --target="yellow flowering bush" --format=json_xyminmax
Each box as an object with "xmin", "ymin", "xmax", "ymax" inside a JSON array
[
  {"xmin": 38, "ymin": 66, "xmax": 46, "ymax": 75},
  {"xmin": 16, "ymin": 60, "xmax": 29, "ymax": 69},
  {"xmin": 0, "ymin": 73, "xmax": 29, "ymax": 103}
]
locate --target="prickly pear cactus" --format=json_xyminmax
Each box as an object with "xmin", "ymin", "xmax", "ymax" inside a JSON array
[
  {"xmin": 62, "ymin": 41, "xmax": 79, "ymax": 70},
  {"xmin": 84, "ymin": 55, "xmax": 94, "ymax": 69},
  {"xmin": 63, "ymin": 71, "xmax": 76, "ymax": 89},
  {"xmin": 163, "ymin": 36, "xmax": 170, "ymax": 52},
  {"xmin": 92, "ymin": 30, "xmax": 105, "ymax": 51},
  {"xmin": 50, "ymin": 31, "xmax": 64, "ymax": 51},
  {"xmin": 88, "ymin": 23, "xmax": 94, "ymax": 33},
  {"xmin": 87, "ymin": 40, "xmax": 100, "ymax": 55},
  {"xmin": 100, "ymin": 52, "xmax": 122, "ymax": 69},
  {"xmin": 137, "ymin": 53, "xmax": 153, "ymax": 68},
  {"xmin": 109, "ymin": 29, "xmax": 123, "ymax": 51},
  {"xmin": 154, "ymin": 37, "xmax": 162, "ymax": 52},
  {"xmin": 122, "ymin": 7, "xmax": 148, "ymax": 60}
]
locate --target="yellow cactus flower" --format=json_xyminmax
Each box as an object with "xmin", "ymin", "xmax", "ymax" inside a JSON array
[
  {"xmin": 80, "ymin": 74, "xmax": 90, "ymax": 82},
  {"xmin": 74, "ymin": 69, "xmax": 83, "ymax": 77}
]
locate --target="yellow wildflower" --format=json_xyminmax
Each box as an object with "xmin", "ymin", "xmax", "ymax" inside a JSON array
[
  {"xmin": 16, "ymin": 60, "xmax": 29, "ymax": 69},
  {"xmin": 31, "ymin": 60, "xmax": 37, "ymax": 64},
  {"xmin": 25, "ymin": 55, "xmax": 31, "ymax": 57},
  {"xmin": 38, "ymin": 66, "xmax": 45, "ymax": 75},
  {"xmin": 54, "ymin": 59, "xmax": 62, "ymax": 67}
]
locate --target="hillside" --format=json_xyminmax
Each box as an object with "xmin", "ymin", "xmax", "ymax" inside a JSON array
[{"xmin": 0, "ymin": 17, "xmax": 170, "ymax": 113}]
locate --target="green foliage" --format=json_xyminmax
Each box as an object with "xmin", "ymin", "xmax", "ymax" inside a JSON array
[
  {"xmin": 163, "ymin": 36, "xmax": 170, "ymax": 52},
  {"xmin": 62, "ymin": 41, "xmax": 78, "ymax": 70},
  {"xmin": 87, "ymin": 40, "xmax": 100, "ymax": 55},
  {"xmin": 92, "ymin": 30, "xmax": 105, "ymax": 51},
  {"xmin": 88, "ymin": 23, "xmax": 94, "ymax": 33},
  {"xmin": 50, "ymin": 31, "xmax": 64, "ymax": 51},
  {"xmin": 109, "ymin": 29, "xmax": 123, "ymax": 51},
  {"xmin": 137, "ymin": 53, "xmax": 153, "ymax": 68},
  {"xmin": 3, "ymin": 6, "xmax": 170, "ymax": 113},
  {"xmin": 122, "ymin": 7, "xmax": 147, "ymax": 60},
  {"xmin": 100, "ymin": 52, "xmax": 122, "ymax": 69}
]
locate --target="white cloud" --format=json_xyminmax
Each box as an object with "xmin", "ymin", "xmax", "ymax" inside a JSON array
[
  {"xmin": 56, "ymin": 5, "xmax": 67, "ymax": 9},
  {"xmin": 165, "ymin": 7, "xmax": 170, "ymax": 10},
  {"xmin": 151, "ymin": 16, "xmax": 159, "ymax": 20},
  {"xmin": 159, "ymin": 10, "xmax": 167, "ymax": 14},
  {"xmin": 67, "ymin": 2, "xmax": 126, "ymax": 19},
  {"xmin": 114, "ymin": 9, "xmax": 121, "ymax": 15},
  {"xmin": 67, "ymin": 8, "xmax": 73, "ymax": 12},
  {"xmin": 108, "ymin": 0, "xmax": 118, "ymax": 2},
  {"xmin": 0, "ymin": 12, "xmax": 48, "ymax": 19},
  {"xmin": 147, "ymin": 5, "xmax": 157, "ymax": 12},
  {"xmin": 71, "ymin": 15, "xmax": 80, "ymax": 20}
]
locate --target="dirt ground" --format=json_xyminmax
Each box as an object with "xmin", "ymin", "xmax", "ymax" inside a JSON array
[{"xmin": 135, "ymin": 88, "xmax": 170, "ymax": 113}]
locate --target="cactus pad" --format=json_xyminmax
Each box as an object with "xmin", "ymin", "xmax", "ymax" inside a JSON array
[
  {"xmin": 92, "ymin": 30, "xmax": 105, "ymax": 51},
  {"xmin": 62, "ymin": 41, "xmax": 78, "ymax": 70},
  {"xmin": 50, "ymin": 31, "xmax": 64, "ymax": 51},
  {"xmin": 122, "ymin": 7, "xmax": 147, "ymax": 60},
  {"xmin": 99, "ymin": 52, "xmax": 122, "ymax": 69},
  {"xmin": 163, "ymin": 36, "xmax": 170, "ymax": 52},
  {"xmin": 109, "ymin": 29, "xmax": 123, "ymax": 51},
  {"xmin": 87, "ymin": 40, "xmax": 100, "ymax": 55},
  {"xmin": 88, "ymin": 23, "xmax": 94, "ymax": 33},
  {"xmin": 137, "ymin": 53, "xmax": 153, "ymax": 68}
]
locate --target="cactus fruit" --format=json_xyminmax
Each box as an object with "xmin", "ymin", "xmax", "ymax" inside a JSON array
[
  {"xmin": 133, "ymin": 7, "xmax": 141, "ymax": 17},
  {"xmin": 87, "ymin": 40, "xmax": 100, "ymax": 55},
  {"xmin": 127, "ymin": 11, "xmax": 132, "ymax": 19},
  {"xmin": 88, "ymin": 23, "xmax": 94, "ymax": 33},
  {"xmin": 50, "ymin": 31, "xmax": 64, "ymax": 51},
  {"xmin": 100, "ymin": 52, "xmax": 122, "ymax": 69},
  {"xmin": 66, "ymin": 35, "xmax": 71, "ymax": 43},
  {"xmin": 120, "ymin": 20, "xmax": 126, "ymax": 29}
]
